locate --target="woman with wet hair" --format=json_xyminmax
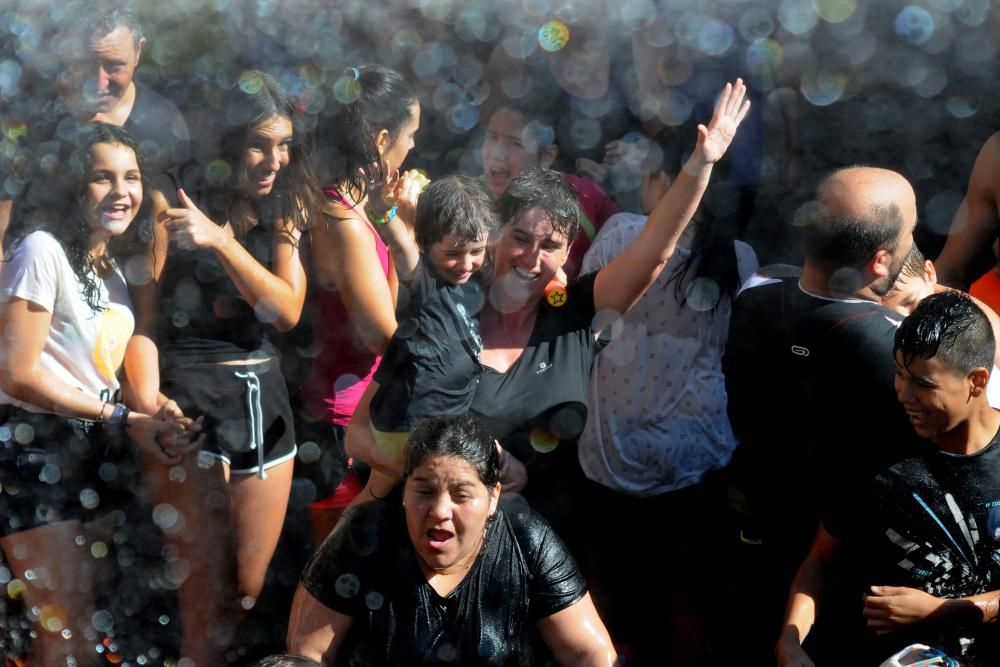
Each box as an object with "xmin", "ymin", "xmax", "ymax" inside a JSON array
[
  {"xmin": 298, "ymin": 64, "xmax": 424, "ymax": 544},
  {"xmin": 0, "ymin": 123, "xmax": 197, "ymax": 665},
  {"xmin": 287, "ymin": 414, "xmax": 618, "ymax": 666},
  {"xmin": 134, "ymin": 70, "xmax": 321, "ymax": 665}
]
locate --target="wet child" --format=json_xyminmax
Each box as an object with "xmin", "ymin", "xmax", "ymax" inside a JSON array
[{"xmin": 363, "ymin": 175, "xmax": 499, "ymax": 496}]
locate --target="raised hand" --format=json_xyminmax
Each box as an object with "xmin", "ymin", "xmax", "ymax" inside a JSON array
[
  {"xmin": 695, "ymin": 78, "xmax": 751, "ymax": 166},
  {"xmin": 162, "ymin": 188, "xmax": 231, "ymax": 251}
]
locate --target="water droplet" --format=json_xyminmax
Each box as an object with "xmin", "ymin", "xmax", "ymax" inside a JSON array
[
  {"xmin": 896, "ymin": 6, "xmax": 934, "ymax": 45},
  {"xmin": 365, "ymin": 591, "xmax": 384, "ymax": 610},
  {"xmin": 698, "ymin": 19, "xmax": 734, "ymax": 56},
  {"xmin": 240, "ymin": 596, "xmax": 256, "ymax": 610},
  {"xmin": 538, "ymin": 20, "xmax": 570, "ymax": 52},
  {"xmin": 39, "ymin": 604, "xmax": 66, "ymax": 632},
  {"xmin": 90, "ymin": 542, "xmax": 108, "ymax": 559},
  {"xmin": 79, "ymin": 489, "xmax": 100, "ymax": 510},
  {"xmin": 334, "ymin": 573, "xmax": 360, "ymax": 598},
  {"xmin": 39, "ymin": 462, "xmax": 61, "ymax": 484},
  {"xmin": 815, "ymin": 0, "xmax": 857, "ymax": 23},
  {"xmin": 739, "ymin": 8, "xmax": 775, "ymax": 41},
  {"xmin": 13, "ymin": 423, "xmax": 34, "ymax": 444},
  {"xmin": 91, "ymin": 610, "xmax": 113, "ymax": 633},
  {"xmin": 332, "ymin": 75, "xmax": 361, "ymax": 104},
  {"xmin": 298, "ymin": 441, "xmax": 321, "ymax": 464},
  {"xmin": 946, "ymin": 95, "xmax": 976, "ymax": 118},
  {"xmin": 801, "ymin": 70, "xmax": 847, "ymax": 106},
  {"xmin": 6, "ymin": 579, "xmax": 24, "ymax": 599},
  {"xmin": 123, "ymin": 256, "xmax": 153, "ymax": 286},
  {"xmin": 169, "ymin": 466, "xmax": 187, "ymax": 483},
  {"xmin": 529, "ymin": 426, "xmax": 559, "ymax": 453},
  {"xmin": 238, "ymin": 71, "xmax": 265, "ymax": 94},
  {"xmin": 158, "ymin": 615, "xmax": 170, "ymax": 626},
  {"xmin": 152, "ymin": 504, "xmax": 179, "ymax": 532},
  {"xmin": 779, "ymin": 0, "xmax": 819, "ymax": 35}
]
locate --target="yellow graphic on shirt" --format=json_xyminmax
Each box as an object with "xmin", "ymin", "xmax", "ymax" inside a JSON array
[{"xmin": 92, "ymin": 305, "xmax": 134, "ymax": 382}]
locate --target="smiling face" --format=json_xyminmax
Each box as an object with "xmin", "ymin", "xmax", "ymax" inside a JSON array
[
  {"xmin": 83, "ymin": 141, "xmax": 142, "ymax": 238},
  {"xmin": 492, "ymin": 208, "xmax": 569, "ymax": 305},
  {"xmin": 894, "ymin": 351, "xmax": 975, "ymax": 441},
  {"xmin": 426, "ymin": 233, "xmax": 489, "ymax": 285},
  {"xmin": 242, "ymin": 114, "xmax": 293, "ymax": 197},
  {"xmin": 403, "ymin": 455, "xmax": 500, "ymax": 576}
]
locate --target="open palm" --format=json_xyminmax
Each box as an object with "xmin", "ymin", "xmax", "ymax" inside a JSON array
[{"xmin": 697, "ymin": 78, "xmax": 751, "ymax": 165}]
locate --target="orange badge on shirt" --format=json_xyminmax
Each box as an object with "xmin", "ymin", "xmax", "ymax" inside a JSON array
[{"xmin": 544, "ymin": 278, "xmax": 567, "ymax": 307}]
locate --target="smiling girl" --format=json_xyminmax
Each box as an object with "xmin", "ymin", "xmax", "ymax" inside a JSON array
[
  {"xmin": 134, "ymin": 71, "xmax": 321, "ymax": 665},
  {"xmin": 0, "ymin": 123, "xmax": 197, "ymax": 665}
]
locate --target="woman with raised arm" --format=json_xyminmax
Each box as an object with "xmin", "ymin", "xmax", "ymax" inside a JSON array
[
  {"xmin": 0, "ymin": 123, "xmax": 197, "ymax": 665},
  {"xmin": 346, "ymin": 80, "xmax": 751, "ymax": 546},
  {"xmin": 137, "ymin": 71, "xmax": 321, "ymax": 665},
  {"xmin": 298, "ymin": 65, "xmax": 423, "ymax": 543}
]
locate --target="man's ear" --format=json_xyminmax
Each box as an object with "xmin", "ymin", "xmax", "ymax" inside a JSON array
[
  {"xmin": 970, "ymin": 367, "xmax": 990, "ymax": 395},
  {"xmin": 870, "ymin": 248, "xmax": 893, "ymax": 281},
  {"xmin": 135, "ymin": 36, "xmax": 146, "ymax": 66},
  {"xmin": 539, "ymin": 144, "xmax": 559, "ymax": 169}
]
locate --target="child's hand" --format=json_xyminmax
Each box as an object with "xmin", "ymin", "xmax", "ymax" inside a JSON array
[
  {"xmin": 692, "ymin": 78, "xmax": 751, "ymax": 167},
  {"xmin": 393, "ymin": 170, "xmax": 429, "ymax": 226}
]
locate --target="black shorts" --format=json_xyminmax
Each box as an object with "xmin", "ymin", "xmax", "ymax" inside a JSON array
[
  {"xmin": 162, "ymin": 358, "xmax": 296, "ymax": 476},
  {"xmin": 0, "ymin": 406, "xmax": 131, "ymax": 537}
]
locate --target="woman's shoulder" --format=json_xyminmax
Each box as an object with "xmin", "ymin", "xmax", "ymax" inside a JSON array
[
  {"xmin": 496, "ymin": 500, "xmax": 558, "ymax": 554},
  {"xmin": 11, "ymin": 230, "xmax": 64, "ymax": 259}
]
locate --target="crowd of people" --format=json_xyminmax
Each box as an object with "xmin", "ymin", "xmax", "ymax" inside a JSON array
[{"xmin": 3, "ymin": 1, "xmax": 1000, "ymax": 666}]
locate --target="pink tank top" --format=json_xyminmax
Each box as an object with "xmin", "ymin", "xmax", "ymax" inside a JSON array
[{"xmin": 301, "ymin": 188, "xmax": 392, "ymax": 426}]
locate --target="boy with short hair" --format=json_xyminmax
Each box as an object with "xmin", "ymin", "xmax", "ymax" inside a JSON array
[{"xmin": 777, "ymin": 291, "xmax": 1000, "ymax": 665}]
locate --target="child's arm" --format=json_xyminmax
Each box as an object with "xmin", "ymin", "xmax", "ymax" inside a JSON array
[{"xmin": 377, "ymin": 170, "xmax": 427, "ymax": 283}]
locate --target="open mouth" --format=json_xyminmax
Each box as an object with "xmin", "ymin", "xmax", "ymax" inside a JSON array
[
  {"xmin": 512, "ymin": 267, "xmax": 539, "ymax": 283},
  {"xmin": 101, "ymin": 204, "xmax": 130, "ymax": 220},
  {"xmin": 257, "ymin": 173, "xmax": 276, "ymax": 188},
  {"xmin": 904, "ymin": 408, "xmax": 929, "ymax": 428},
  {"xmin": 426, "ymin": 528, "xmax": 453, "ymax": 551}
]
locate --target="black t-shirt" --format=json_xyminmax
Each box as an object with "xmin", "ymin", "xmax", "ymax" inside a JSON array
[
  {"xmin": 470, "ymin": 273, "xmax": 604, "ymax": 511},
  {"xmin": 1, "ymin": 82, "xmax": 190, "ymax": 203},
  {"xmin": 724, "ymin": 271, "xmax": 919, "ymax": 561},
  {"xmin": 826, "ymin": 429, "xmax": 1000, "ymax": 661},
  {"xmin": 158, "ymin": 161, "xmax": 278, "ymax": 363},
  {"xmin": 371, "ymin": 260, "xmax": 484, "ymax": 432},
  {"xmin": 302, "ymin": 495, "xmax": 587, "ymax": 666}
]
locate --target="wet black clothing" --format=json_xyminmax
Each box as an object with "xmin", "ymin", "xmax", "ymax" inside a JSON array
[
  {"xmin": 825, "ymin": 429, "xmax": 1000, "ymax": 661},
  {"xmin": 371, "ymin": 261, "xmax": 484, "ymax": 432},
  {"xmin": 158, "ymin": 161, "xmax": 279, "ymax": 364},
  {"xmin": 303, "ymin": 495, "xmax": 587, "ymax": 666},
  {"xmin": 469, "ymin": 272, "xmax": 604, "ymax": 532}
]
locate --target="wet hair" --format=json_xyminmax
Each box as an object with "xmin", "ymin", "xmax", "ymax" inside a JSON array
[
  {"xmin": 649, "ymin": 121, "xmax": 744, "ymax": 310},
  {"xmin": 486, "ymin": 97, "xmax": 557, "ymax": 155},
  {"xmin": 207, "ymin": 70, "xmax": 321, "ymax": 238},
  {"xmin": 802, "ymin": 169, "xmax": 905, "ymax": 268},
  {"xmin": 87, "ymin": 0, "xmax": 144, "ymax": 46},
  {"xmin": 897, "ymin": 244, "xmax": 928, "ymax": 281},
  {"xmin": 415, "ymin": 176, "xmax": 498, "ymax": 250},
  {"xmin": 249, "ymin": 656, "xmax": 321, "ymax": 667},
  {"xmin": 498, "ymin": 167, "xmax": 580, "ymax": 245},
  {"xmin": 315, "ymin": 65, "xmax": 418, "ymax": 202},
  {"xmin": 403, "ymin": 415, "xmax": 500, "ymax": 489},
  {"xmin": 5, "ymin": 123, "xmax": 150, "ymax": 314},
  {"xmin": 895, "ymin": 291, "xmax": 994, "ymax": 377}
]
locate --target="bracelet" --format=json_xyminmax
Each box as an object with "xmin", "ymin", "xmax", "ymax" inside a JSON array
[
  {"xmin": 106, "ymin": 403, "xmax": 130, "ymax": 434},
  {"xmin": 97, "ymin": 399, "xmax": 111, "ymax": 423},
  {"xmin": 368, "ymin": 204, "xmax": 398, "ymax": 226}
]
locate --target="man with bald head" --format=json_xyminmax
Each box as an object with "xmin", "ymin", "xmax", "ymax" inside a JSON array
[{"xmin": 721, "ymin": 167, "xmax": 923, "ymax": 662}]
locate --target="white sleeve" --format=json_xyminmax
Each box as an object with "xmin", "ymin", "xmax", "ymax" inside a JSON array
[
  {"xmin": 734, "ymin": 240, "xmax": 760, "ymax": 287},
  {"xmin": 0, "ymin": 232, "xmax": 62, "ymax": 312},
  {"xmin": 581, "ymin": 212, "xmax": 645, "ymax": 274}
]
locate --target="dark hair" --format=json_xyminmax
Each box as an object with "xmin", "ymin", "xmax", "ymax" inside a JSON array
[
  {"xmin": 88, "ymin": 0, "xmax": 143, "ymax": 46},
  {"xmin": 895, "ymin": 291, "xmax": 995, "ymax": 376},
  {"xmin": 415, "ymin": 176, "xmax": 498, "ymax": 250},
  {"xmin": 403, "ymin": 415, "xmax": 500, "ymax": 489},
  {"xmin": 207, "ymin": 70, "xmax": 321, "ymax": 238},
  {"xmin": 498, "ymin": 167, "xmax": 580, "ymax": 245},
  {"xmin": 249, "ymin": 656, "xmax": 321, "ymax": 667},
  {"xmin": 896, "ymin": 243, "xmax": 928, "ymax": 281},
  {"xmin": 5, "ymin": 123, "xmax": 150, "ymax": 314},
  {"xmin": 315, "ymin": 65, "xmax": 418, "ymax": 202},
  {"xmin": 649, "ymin": 121, "xmax": 744, "ymax": 309},
  {"xmin": 802, "ymin": 170, "xmax": 905, "ymax": 268},
  {"xmin": 485, "ymin": 98, "xmax": 557, "ymax": 155}
]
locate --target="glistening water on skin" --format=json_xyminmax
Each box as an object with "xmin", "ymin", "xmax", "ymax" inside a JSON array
[{"xmin": 425, "ymin": 232, "xmax": 489, "ymax": 285}]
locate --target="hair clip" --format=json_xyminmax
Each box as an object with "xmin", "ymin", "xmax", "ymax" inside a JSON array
[{"xmin": 350, "ymin": 67, "xmax": 360, "ymax": 81}]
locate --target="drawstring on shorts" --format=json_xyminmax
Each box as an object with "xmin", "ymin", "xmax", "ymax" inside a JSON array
[{"xmin": 234, "ymin": 371, "xmax": 266, "ymax": 480}]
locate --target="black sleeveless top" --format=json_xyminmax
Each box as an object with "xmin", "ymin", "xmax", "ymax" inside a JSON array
[{"xmin": 158, "ymin": 161, "xmax": 279, "ymax": 364}]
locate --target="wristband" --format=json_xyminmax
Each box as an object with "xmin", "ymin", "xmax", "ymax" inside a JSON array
[
  {"xmin": 368, "ymin": 204, "xmax": 398, "ymax": 226},
  {"xmin": 106, "ymin": 403, "xmax": 130, "ymax": 434}
]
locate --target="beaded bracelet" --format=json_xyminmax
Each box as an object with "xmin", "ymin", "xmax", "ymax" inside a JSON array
[{"xmin": 368, "ymin": 204, "xmax": 398, "ymax": 226}]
